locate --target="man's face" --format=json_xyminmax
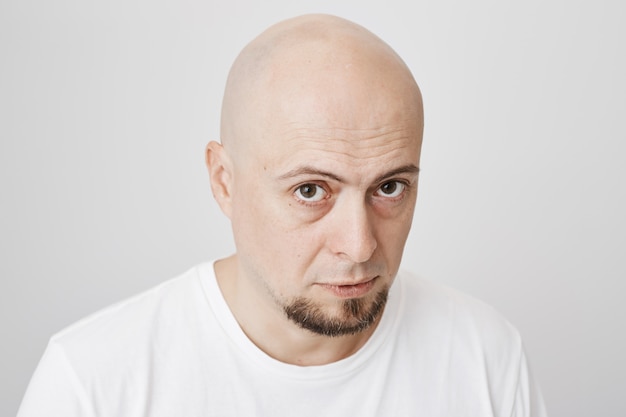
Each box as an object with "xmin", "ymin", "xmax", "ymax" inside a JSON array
[{"xmin": 226, "ymin": 58, "xmax": 422, "ymax": 337}]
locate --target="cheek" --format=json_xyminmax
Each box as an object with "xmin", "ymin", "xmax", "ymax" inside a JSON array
[
  {"xmin": 376, "ymin": 200, "xmax": 416, "ymax": 256},
  {"xmin": 378, "ymin": 219, "xmax": 410, "ymax": 253},
  {"xmin": 230, "ymin": 185, "xmax": 313, "ymax": 267},
  {"xmin": 231, "ymin": 189, "xmax": 276, "ymax": 251}
]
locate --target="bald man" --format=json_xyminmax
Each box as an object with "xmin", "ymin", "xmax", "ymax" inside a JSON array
[{"xmin": 18, "ymin": 15, "xmax": 547, "ymax": 417}]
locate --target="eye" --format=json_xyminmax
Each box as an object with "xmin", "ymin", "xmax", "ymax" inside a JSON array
[
  {"xmin": 376, "ymin": 181, "xmax": 406, "ymax": 198},
  {"xmin": 294, "ymin": 183, "xmax": 327, "ymax": 202}
]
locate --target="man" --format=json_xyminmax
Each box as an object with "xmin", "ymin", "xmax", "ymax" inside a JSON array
[{"xmin": 18, "ymin": 14, "xmax": 547, "ymax": 416}]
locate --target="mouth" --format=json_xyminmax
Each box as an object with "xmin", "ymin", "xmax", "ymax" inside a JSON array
[{"xmin": 317, "ymin": 276, "xmax": 378, "ymax": 298}]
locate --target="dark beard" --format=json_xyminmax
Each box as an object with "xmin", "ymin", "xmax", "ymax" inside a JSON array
[{"xmin": 283, "ymin": 287, "xmax": 389, "ymax": 337}]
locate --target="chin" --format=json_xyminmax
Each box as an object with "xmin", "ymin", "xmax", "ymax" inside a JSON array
[{"xmin": 283, "ymin": 286, "xmax": 389, "ymax": 337}]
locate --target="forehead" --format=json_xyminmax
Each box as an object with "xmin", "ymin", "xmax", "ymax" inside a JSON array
[
  {"xmin": 235, "ymin": 28, "xmax": 423, "ymax": 178},
  {"xmin": 250, "ymin": 77, "xmax": 422, "ymax": 182},
  {"xmin": 256, "ymin": 120, "xmax": 421, "ymax": 186}
]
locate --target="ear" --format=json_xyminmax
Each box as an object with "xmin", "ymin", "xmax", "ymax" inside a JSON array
[{"xmin": 205, "ymin": 141, "xmax": 234, "ymax": 219}]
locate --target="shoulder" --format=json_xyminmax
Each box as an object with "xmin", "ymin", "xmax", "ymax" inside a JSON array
[
  {"xmin": 395, "ymin": 270, "xmax": 522, "ymax": 357},
  {"xmin": 19, "ymin": 263, "xmax": 218, "ymax": 415},
  {"xmin": 50, "ymin": 263, "xmax": 213, "ymax": 362},
  {"xmin": 389, "ymin": 272, "xmax": 544, "ymax": 416}
]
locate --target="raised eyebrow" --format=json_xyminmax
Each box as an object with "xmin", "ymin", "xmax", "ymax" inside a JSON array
[
  {"xmin": 276, "ymin": 164, "xmax": 419, "ymax": 183},
  {"xmin": 373, "ymin": 164, "xmax": 420, "ymax": 184},
  {"xmin": 276, "ymin": 167, "xmax": 344, "ymax": 182}
]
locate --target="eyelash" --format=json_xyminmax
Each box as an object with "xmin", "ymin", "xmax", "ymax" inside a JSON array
[{"xmin": 292, "ymin": 180, "xmax": 410, "ymax": 206}]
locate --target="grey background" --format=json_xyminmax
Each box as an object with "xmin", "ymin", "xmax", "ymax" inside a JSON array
[{"xmin": 2, "ymin": 0, "xmax": 625, "ymax": 415}]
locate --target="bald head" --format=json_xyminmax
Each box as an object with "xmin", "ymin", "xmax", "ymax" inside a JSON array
[
  {"xmin": 219, "ymin": 14, "xmax": 423, "ymax": 159},
  {"xmin": 206, "ymin": 16, "xmax": 424, "ymax": 345}
]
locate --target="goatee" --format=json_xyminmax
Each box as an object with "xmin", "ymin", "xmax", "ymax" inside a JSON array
[{"xmin": 283, "ymin": 287, "xmax": 389, "ymax": 337}]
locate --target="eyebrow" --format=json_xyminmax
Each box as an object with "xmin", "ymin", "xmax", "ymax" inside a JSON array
[
  {"xmin": 277, "ymin": 167, "xmax": 344, "ymax": 182},
  {"xmin": 373, "ymin": 164, "xmax": 420, "ymax": 183},
  {"xmin": 276, "ymin": 164, "xmax": 420, "ymax": 183}
]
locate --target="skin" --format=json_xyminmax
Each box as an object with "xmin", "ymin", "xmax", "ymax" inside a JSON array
[{"xmin": 205, "ymin": 14, "xmax": 423, "ymax": 366}]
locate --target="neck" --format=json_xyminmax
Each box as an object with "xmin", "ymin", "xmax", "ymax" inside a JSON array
[{"xmin": 214, "ymin": 255, "xmax": 380, "ymax": 366}]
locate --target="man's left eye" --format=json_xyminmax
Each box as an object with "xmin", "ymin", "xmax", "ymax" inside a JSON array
[{"xmin": 376, "ymin": 181, "xmax": 405, "ymax": 198}]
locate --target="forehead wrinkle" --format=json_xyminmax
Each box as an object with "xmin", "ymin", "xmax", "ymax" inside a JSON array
[
  {"xmin": 280, "ymin": 136, "xmax": 419, "ymax": 165},
  {"xmin": 282, "ymin": 138, "xmax": 416, "ymax": 165},
  {"xmin": 279, "ymin": 123, "xmax": 420, "ymax": 150},
  {"xmin": 271, "ymin": 129, "xmax": 418, "ymax": 187}
]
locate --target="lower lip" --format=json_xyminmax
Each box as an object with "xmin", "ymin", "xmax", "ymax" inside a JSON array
[{"xmin": 318, "ymin": 277, "xmax": 377, "ymax": 298}]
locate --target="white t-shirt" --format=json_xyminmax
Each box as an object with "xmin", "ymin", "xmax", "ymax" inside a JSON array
[{"xmin": 18, "ymin": 262, "xmax": 547, "ymax": 416}]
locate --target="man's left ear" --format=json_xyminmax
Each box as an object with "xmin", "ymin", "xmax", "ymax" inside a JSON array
[{"xmin": 205, "ymin": 141, "xmax": 234, "ymax": 219}]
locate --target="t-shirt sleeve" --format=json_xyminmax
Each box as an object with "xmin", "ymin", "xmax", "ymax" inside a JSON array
[
  {"xmin": 17, "ymin": 341, "xmax": 96, "ymax": 417},
  {"xmin": 511, "ymin": 348, "xmax": 548, "ymax": 417}
]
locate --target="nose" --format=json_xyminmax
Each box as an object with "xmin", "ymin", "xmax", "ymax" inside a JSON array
[{"xmin": 327, "ymin": 197, "xmax": 378, "ymax": 263}]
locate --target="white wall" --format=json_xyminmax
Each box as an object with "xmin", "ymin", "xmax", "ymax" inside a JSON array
[{"xmin": 2, "ymin": 1, "xmax": 624, "ymax": 415}]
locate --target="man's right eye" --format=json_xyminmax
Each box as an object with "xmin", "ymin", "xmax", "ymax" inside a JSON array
[{"xmin": 294, "ymin": 184, "xmax": 327, "ymax": 202}]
